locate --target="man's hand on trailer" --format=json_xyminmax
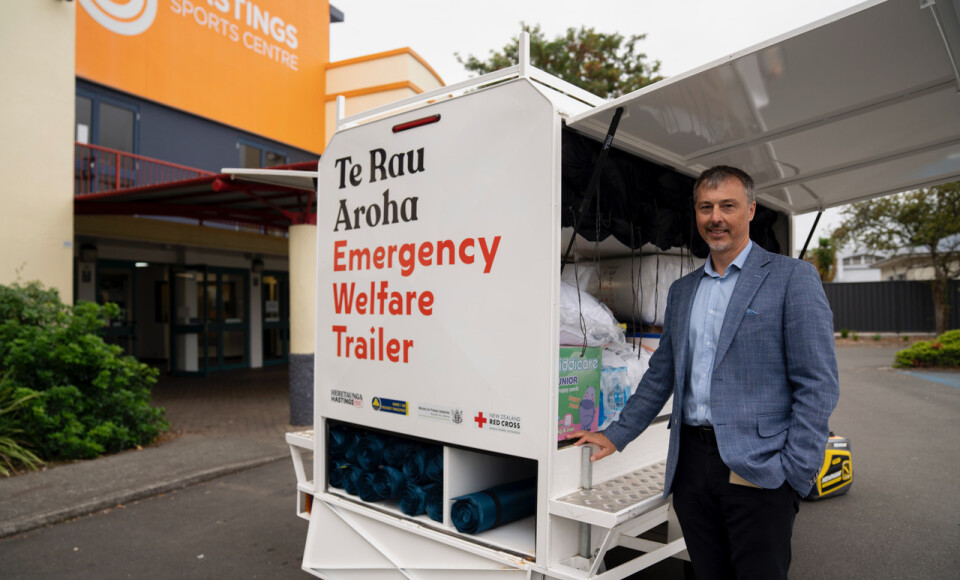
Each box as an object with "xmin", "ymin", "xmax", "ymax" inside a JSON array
[{"xmin": 568, "ymin": 431, "xmax": 616, "ymax": 462}]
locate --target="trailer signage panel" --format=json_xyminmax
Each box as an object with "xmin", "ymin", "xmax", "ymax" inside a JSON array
[{"xmin": 316, "ymin": 81, "xmax": 556, "ymax": 456}]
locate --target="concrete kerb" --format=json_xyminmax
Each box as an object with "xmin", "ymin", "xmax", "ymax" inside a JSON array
[{"xmin": 0, "ymin": 453, "xmax": 287, "ymax": 539}]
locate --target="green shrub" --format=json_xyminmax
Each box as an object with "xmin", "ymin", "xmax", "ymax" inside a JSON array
[
  {"xmin": 0, "ymin": 282, "xmax": 167, "ymax": 461},
  {"xmin": 840, "ymin": 328, "xmax": 849, "ymax": 339},
  {"xmin": 0, "ymin": 373, "xmax": 43, "ymax": 476},
  {"xmin": 894, "ymin": 330, "xmax": 960, "ymax": 369},
  {"xmin": 938, "ymin": 329, "xmax": 960, "ymax": 346},
  {"xmin": 872, "ymin": 334, "xmax": 882, "ymax": 341}
]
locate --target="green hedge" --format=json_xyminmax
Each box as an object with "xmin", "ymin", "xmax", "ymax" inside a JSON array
[
  {"xmin": 893, "ymin": 330, "xmax": 960, "ymax": 369},
  {"xmin": 0, "ymin": 282, "xmax": 167, "ymax": 464}
]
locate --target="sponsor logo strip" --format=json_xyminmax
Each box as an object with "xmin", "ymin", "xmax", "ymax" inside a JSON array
[
  {"xmin": 417, "ymin": 403, "xmax": 463, "ymax": 424},
  {"xmin": 372, "ymin": 397, "xmax": 408, "ymax": 415}
]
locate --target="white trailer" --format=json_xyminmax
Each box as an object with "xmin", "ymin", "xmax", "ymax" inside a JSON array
[{"xmin": 287, "ymin": 1, "xmax": 960, "ymax": 577}]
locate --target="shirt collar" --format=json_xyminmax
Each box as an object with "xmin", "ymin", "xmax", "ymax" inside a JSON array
[{"xmin": 704, "ymin": 240, "xmax": 753, "ymax": 279}]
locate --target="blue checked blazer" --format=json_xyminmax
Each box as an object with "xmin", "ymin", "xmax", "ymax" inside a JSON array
[{"xmin": 604, "ymin": 244, "xmax": 839, "ymax": 496}]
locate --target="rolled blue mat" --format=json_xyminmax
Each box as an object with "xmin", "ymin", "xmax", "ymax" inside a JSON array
[
  {"xmin": 451, "ymin": 478, "xmax": 536, "ymax": 534},
  {"xmin": 357, "ymin": 471, "xmax": 383, "ymax": 502},
  {"xmin": 328, "ymin": 426, "xmax": 357, "ymax": 460},
  {"xmin": 403, "ymin": 446, "xmax": 429, "ymax": 485},
  {"xmin": 372, "ymin": 465, "xmax": 405, "ymax": 499},
  {"xmin": 344, "ymin": 440, "xmax": 358, "ymax": 463},
  {"xmin": 425, "ymin": 483, "xmax": 443, "ymax": 523},
  {"xmin": 341, "ymin": 465, "xmax": 366, "ymax": 496},
  {"xmin": 425, "ymin": 446, "xmax": 443, "ymax": 483},
  {"xmin": 398, "ymin": 481, "xmax": 429, "ymax": 516},
  {"xmin": 327, "ymin": 460, "xmax": 350, "ymax": 488},
  {"xmin": 382, "ymin": 437, "xmax": 413, "ymax": 467},
  {"xmin": 356, "ymin": 432, "xmax": 385, "ymax": 472}
]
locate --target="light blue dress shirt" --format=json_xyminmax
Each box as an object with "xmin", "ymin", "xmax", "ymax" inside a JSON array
[{"xmin": 683, "ymin": 241, "xmax": 754, "ymax": 426}]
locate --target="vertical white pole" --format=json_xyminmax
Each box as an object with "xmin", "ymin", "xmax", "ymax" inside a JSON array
[
  {"xmin": 519, "ymin": 30, "xmax": 530, "ymax": 77},
  {"xmin": 579, "ymin": 445, "xmax": 594, "ymax": 558},
  {"xmin": 336, "ymin": 95, "xmax": 346, "ymax": 129}
]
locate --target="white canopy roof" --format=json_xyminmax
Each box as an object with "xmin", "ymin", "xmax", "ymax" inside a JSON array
[{"xmin": 567, "ymin": 0, "xmax": 960, "ymax": 216}]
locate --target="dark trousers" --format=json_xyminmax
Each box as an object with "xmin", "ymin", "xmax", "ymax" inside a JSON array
[{"xmin": 672, "ymin": 427, "xmax": 799, "ymax": 580}]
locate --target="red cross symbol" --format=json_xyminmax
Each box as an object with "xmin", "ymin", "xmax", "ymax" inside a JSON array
[{"xmin": 474, "ymin": 412, "xmax": 487, "ymax": 428}]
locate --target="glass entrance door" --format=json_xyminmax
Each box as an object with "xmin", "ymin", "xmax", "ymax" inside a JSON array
[
  {"xmin": 206, "ymin": 268, "xmax": 249, "ymax": 370},
  {"xmin": 262, "ymin": 272, "xmax": 289, "ymax": 365},
  {"xmin": 170, "ymin": 266, "xmax": 249, "ymax": 373},
  {"xmin": 98, "ymin": 262, "xmax": 137, "ymax": 356},
  {"xmin": 170, "ymin": 266, "xmax": 208, "ymax": 375}
]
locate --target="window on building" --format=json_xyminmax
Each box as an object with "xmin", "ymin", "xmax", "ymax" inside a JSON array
[
  {"xmin": 843, "ymin": 254, "xmax": 882, "ymax": 267},
  {"xmin": 76, "ymin": 91, "xmax": 138, "ymax": 153},
  {"xmin": 239, "ymin": 143, "xmax": 262, "ymax": 168},
  {"xmin": 265, "ymin": 150, "xmax": 287, "ymax": 167},
  {"xmin": 76, "ymin": 97, "xmax": 92, "ymax": 143},
  {"xmin": 238, "ymin": 142, "xmax": 288, "ymax": 168},
  {"xmin": 98, "ymin": 102, "xmax": 136, "ymax": 153}
]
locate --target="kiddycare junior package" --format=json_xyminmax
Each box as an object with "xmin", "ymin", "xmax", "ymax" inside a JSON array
[{"xmin": 558, "ymin": 346, "xmax": 601, "ymax": 441}]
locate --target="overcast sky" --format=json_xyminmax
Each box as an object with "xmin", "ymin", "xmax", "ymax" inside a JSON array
[{"xmin": 329, "ymin": 0, "xmax": 869, "ymax": 253}]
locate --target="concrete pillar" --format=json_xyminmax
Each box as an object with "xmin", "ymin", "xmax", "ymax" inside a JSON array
[{"xmin": 289, "ymin": 224, "xmax": 317, "ymax": 425}]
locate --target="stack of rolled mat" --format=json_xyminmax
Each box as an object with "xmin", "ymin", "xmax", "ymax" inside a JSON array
[
  {"xmin": 326, "ymin": 425, "xmax": 444, "ymax": 523},
  {"xmin": 451, "ymin": 478, "xmax": 536, "ymax": 534}
]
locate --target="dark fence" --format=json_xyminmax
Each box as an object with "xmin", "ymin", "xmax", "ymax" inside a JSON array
[{"xmin": 822, "ymin": 280, "xmax": 960, "ymax": 334}]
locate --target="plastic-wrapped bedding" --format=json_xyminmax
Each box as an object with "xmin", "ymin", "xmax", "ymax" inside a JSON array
[
  {"xmin": 451, "ymin": 478, "xmax": 536, "ymax": 534},
  {"xmin": 561, "ymin": 254, "xmax": 704, "ymax": 327},
  {"xmin": 559, "ymin": 281, "xmax": 624, "ymax": 346}
]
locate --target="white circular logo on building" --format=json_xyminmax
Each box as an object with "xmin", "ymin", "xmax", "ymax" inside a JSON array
[{"xmin": 79, "ymin": 0, "xmax": 158, "ymax": 36}]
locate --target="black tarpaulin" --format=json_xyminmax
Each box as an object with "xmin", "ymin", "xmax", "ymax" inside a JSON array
[{"xmin": 561, "ymin": 128, "xmax": 781, "ymax": 258}]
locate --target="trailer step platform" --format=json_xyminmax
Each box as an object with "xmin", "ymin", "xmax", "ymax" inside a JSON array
[
  {"xmin": 548, "ymin": 461, "xmax": 686, "ymax": 579},
  {"xmin": 549, "ymin": 461, "xmax": 667, "ymax": 528}
]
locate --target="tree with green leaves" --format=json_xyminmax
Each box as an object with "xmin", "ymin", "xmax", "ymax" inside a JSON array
[
  {"xmin": 807, "ymin": 237, "xmax": 836, "ymax": 282},
  {"xmin": 832, "ymin": 182, "xmax": 960, "ymax": 334},
  {"xmin": 456, "ymin": 23, "xmax": 664, "ymax": 99}
]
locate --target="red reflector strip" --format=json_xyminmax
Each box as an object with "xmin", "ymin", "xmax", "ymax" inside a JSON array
[{"xmin": 392, "ymin": 115, "xmax": 441, "ymax": 133}]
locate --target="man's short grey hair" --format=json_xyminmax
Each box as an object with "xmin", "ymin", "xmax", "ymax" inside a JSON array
[{"xmin": 693, "ymin": 165, "xmax": 755, "ymax": 204}]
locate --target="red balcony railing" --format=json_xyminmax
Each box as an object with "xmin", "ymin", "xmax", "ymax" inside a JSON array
[{"xmin": 75, "ymin": 142, "xmax": 216, "ymax": 196}]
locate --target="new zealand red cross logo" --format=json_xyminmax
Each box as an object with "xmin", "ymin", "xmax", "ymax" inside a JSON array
[{"xmin": 474, "ymin": 412, "xmax": 487, "ymax": 428}]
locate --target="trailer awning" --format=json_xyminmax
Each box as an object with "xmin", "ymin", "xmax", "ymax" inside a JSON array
[{"xmin": 566, "ymin": 0, "xmax": 960, "ymax": 215}]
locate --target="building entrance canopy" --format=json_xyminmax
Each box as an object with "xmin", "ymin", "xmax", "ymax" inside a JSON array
[{"xmin": 75, "ymin": 161, "xmax": 319, "ymax": 230}]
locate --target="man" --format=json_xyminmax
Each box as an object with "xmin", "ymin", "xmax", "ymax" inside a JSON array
[{"xmin": 571, "ymin": 165, "xmax": 839, "ymax": 580}]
